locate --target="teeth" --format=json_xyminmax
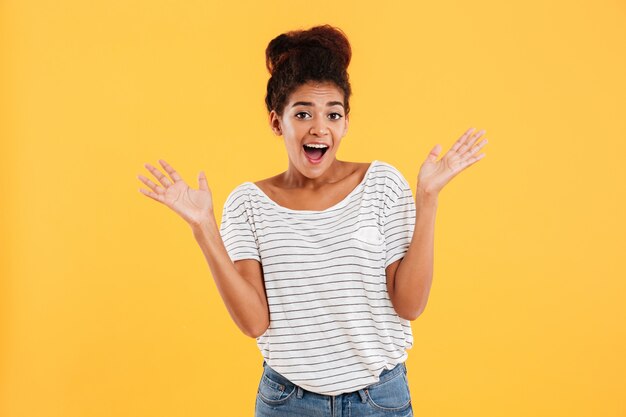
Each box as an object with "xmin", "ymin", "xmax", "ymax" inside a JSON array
[{"xmin": 304, "ymin": 143, "xmax": 329, "ymax": 148}]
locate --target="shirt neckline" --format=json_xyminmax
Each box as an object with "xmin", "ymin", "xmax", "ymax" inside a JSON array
[{"xmin": 246, "ymin": 160, "xmax": 378, "ymax": 214}]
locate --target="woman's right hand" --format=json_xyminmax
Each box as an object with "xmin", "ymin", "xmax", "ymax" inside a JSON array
[{"xmin": 137, "ymin": 159, "xmax": 214, "ymax": 227}]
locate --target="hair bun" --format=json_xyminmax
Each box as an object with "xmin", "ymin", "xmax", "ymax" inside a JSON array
[
  {"xmin": 265, "ymin": 24, "xmax": 351, "ymax": 75},
  {"xmin": 265, "ymin": 33, "xmax": 294, "ymax": 75}
]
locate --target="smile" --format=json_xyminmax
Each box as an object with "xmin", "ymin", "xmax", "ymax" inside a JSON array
[{"xmin": 303, "ymin": 143, "xmax": 329, "ymax": 164}]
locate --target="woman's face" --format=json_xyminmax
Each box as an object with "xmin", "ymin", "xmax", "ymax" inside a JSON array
[{"xmin": 269, "ymin": 81, "xmax": 349, "ymax": 179}]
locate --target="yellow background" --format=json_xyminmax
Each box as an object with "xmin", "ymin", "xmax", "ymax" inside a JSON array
[{"xmin": 1, "ymin": 0, "xmax": 625, "ymax": 416}]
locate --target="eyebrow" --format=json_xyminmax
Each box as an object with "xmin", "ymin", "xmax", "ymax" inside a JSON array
[{"xmin": 291, "ymin": 101, "xmax": 345, "ymax": 109}]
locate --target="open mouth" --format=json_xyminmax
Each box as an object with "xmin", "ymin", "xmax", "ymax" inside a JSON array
[{"xmin": 303, "ymin": 144, "xmax": 329, "ymax": 162}]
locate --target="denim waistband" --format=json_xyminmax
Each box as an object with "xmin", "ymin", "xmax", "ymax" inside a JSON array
[{"xmin": 261, "ymin": 360, "xmax": 407, "ymax": 399}]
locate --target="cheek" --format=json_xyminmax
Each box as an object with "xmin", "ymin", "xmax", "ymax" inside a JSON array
[{"xmin": 282, "ymin": 124, "xmax": 303, "ymax": 138}]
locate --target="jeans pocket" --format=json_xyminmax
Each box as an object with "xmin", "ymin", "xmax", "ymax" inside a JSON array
[
  {"xmin": 257, "ymin": 373, "xmax": 296, "ymax": 406},
  {"xmin": 365, "ymin": 371, "xmax": 412, "ymax": 411}
]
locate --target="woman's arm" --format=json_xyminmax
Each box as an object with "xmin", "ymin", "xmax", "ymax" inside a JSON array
[
  {"xmin": 137, "ymin": 160, "xmax": 269, "ymax": 338},
  {"xmin": 191, "ymin": 217, "xmax": 269, "ymax": 338},
  {"xmin": 386, "ymin": 188, "xmax": 437, "ymax": 320},
  {"xmin": 387, "ymin": 127, "xmax": 488, "ymax": 320}
]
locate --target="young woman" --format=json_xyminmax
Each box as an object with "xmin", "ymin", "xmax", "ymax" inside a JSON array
[{"xmin": 138, "ymin": 24, "xmax": 488, "ymax": 417}]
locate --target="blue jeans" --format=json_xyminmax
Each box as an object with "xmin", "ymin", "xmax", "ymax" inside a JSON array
[{"xmin": 255, "ymin": 361, "xmax": 414, "ymax": 417}]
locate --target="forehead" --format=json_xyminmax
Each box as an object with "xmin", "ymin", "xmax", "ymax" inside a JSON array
[{"xmin": 287, "ymin": 81, "xmax": 344, "ymax": 104}]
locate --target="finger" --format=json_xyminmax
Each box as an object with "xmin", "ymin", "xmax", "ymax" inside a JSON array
[
  {"xmin": 138, "ymin": 187, "xmax": 165, "ymax": 204},
  {"xmin": 455, "ymin": 129, "xmax": 486, "ymax": 160},
  {"xmin": 198, "ymin": 170, "xmax": 209, "ymax": 191},
  {"xmin": 467, "ymin": 129, "xmax": 486, "ymax": 148},
  {"xmin": 458, "ymin": 152, "xmax": 486, "ymax": 171},
  {"xmin": 144, "ymin": 162, "xmax": 173, "ymax": 187},
  {"xmin": 425, "ymin": 144, "xmax": 441, "ymax": 163},
  {"xmin": 137, "ymin": 174, "xmax": 166, "ymax": 194},
  {"xmin": 461, "ymin": 137, "xmax": 488, "ymax": 161},
  {"xmin": 158, "ymin": 159, "xmax": 184, "ymax": 183},
  {"xmin": 450, "ymin": 127, "xmax": 476, "ymax": 154},
  {"xmin": 459, "ymin": 129, "xmax": 486, "ymax": 155}
]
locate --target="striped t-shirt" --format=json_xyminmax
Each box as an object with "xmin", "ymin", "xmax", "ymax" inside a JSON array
[{"xmin": 219, "ymin": 160, "xmax": 416, "ymax": 396}]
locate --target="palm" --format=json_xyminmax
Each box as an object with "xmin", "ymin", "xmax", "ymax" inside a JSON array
[
  {"xmin": 137, "ymin": 159, "xmax": 214, "ymax": 226},
  {"xmin": 162, "ymin": 180, "xmax": 213, "ymax": 218},
  {"xmin": 417, "ymin": 127, "xmax": 488, "ymax": 195}
]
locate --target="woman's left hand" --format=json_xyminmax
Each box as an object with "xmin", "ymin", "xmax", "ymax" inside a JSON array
[{"xmin": 416, "ymin": 127, "xmax": 488, "ymax": 196}]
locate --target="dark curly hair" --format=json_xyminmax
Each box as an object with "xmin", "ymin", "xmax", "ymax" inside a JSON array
[{"xmin": 264, "ymin": 24, "xmax": 352, "ymax": 118}]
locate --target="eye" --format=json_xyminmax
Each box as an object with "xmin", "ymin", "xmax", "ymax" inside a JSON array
[
  {"xmin": 295, "ymin": 112, "xmax": 310, "ymax": 119},
  {"xmin": 328, "ymin": 113, "xmax": 343, "ymax": 120}
]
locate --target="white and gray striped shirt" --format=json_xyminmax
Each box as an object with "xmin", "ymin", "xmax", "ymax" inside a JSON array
[{"xmin": 219, "ymin": 160, "xmax": 416, "ymax": 396}]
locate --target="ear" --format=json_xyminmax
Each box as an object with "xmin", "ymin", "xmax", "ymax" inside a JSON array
[
  {"xmin": 343, "ymin": 112, "xmax": 349, "ymax": 135},
  {"xmin": 268, "ymin": 110, "xmax": 282, "ymax": 136}
]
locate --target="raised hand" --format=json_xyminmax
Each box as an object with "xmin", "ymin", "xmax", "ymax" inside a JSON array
[
  {"xmin": 137, "ymin": 159, "xmax": 214, "ymax": 227},
  {"xmin": 416, "ymin": 127, "xmax": 488, "ymax": 196}
]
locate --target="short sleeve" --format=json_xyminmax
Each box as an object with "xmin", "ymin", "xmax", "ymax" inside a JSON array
[
  {"xmin": 382, "ymin": 167, "xmax": 416, "ymax": 268},
  {"xmin": 219, "ymin": 186, "xmax": 261, "ymax": 263}
]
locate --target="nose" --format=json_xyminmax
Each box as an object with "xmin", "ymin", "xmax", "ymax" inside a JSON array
[{"xmin": 310, "ymin": 120, "xmax": 328, "ymax": 136}]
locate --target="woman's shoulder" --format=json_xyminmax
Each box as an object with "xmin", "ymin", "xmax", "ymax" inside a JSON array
[
  {"xmin": 373, "ymin": 159, "xmax": 400, "ymax": 172},
  {"xmin": 371, "ymin": 160, "xmax": 412, "ymax": 196},
  {"xmin": 251, "ymin": 176, "xmax": 278, "ymax": 195},
  {"xmin": 223, "ymin": 181, "xmax": 257, "ymax": 209}
]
